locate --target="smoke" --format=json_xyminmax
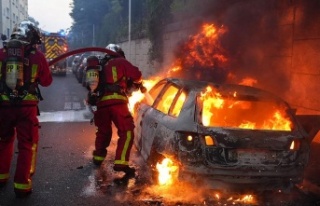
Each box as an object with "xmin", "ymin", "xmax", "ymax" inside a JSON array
[
  {"xmin": 167, "ymin": 0, "xmax": 319, "ymax": 98},
  {"xmin": 218, "ymin": 0, "xmax": 292, "ymax": 94}
]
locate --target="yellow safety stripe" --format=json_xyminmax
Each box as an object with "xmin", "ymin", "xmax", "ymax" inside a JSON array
[
  {"xmin": 0, "ymin": 95, "xmax": 9, "ymax": 101},
  {"xmin": 100, "ymin": 93, "xmax": 127, "ymax": 101},
  {"xmin": 114, "ymin": 131, "xmax": 132, "ymax": 166},
  {"xmin": 0, "ymin": 93, "xmax": 38, "ymax": 101},
  {"xmin": 0, "ymin": 173, "xmax": 10, "ymax": 180},
  {"xmin": 23, "ymin": 94, "xmax": 38, "ymax": 101},
  {"xmin": 30, "ymin": 143, "xmax": 37, "ymax": 175},
  {"xmin": 112, "ymin": 66, "xmax": 117, "ymax": 82},
  {"xmin": 14, "ymin": 179, "xmax": 32, "ymax": 190},
  {"xmin": 31, "ymin": 64, "xmax": 38, "ymax": 83},
  {"xmin": 93, "ymin": 155, "xmax": 105, "ymax": 161},
  {"xmin": 114, "ymin": 160, "xmax": 129, "ymax": 165}
]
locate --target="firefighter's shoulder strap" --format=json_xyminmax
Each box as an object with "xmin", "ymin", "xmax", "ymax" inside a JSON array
[
  {"xmin": 103, "ymin": 63, "xmax": 125, "ymax": 94},
  {"xmin": 23, "ymin": 48, "xmax": 44, "ymax": 101},
  {"xmin": 0, "ymin": 50, "xmax": 6, "ymax": 95}
]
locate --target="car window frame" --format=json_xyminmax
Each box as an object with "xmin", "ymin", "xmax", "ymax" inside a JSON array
[
  {"xmin": 147, "ymin": 79, "xmax": 168, "ymax": 107},
  {"xmin": 168, "ymin": 88, "xmax": 186, "ymax": 117},
  {"xmin": 153, "ymin": 82, "xmax": 182, "ymax": 116}
]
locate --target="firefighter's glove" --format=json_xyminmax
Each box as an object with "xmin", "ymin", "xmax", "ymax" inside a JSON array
[
  {"xmin": 139, "ymin": 84, "xmax": 147, "ymax": 93},
  {"xmin": 87, "ymin": 93, "xmax": 98, "ymax": 106},
  {"xmin": 132, "ymin": 82, "xmax": 146, "ymax": 93}
]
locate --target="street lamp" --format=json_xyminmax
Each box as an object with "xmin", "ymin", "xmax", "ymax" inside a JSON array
[
  {"xmin": 128, "ymin": 0, "xmax": 131, "ymax": 59},
  {"xmin": 92, "ymin": 24, "xmax": 95, "ymax": 46}
]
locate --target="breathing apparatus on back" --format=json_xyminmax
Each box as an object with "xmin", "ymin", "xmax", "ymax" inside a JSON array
[
  {"xmin": 85, "ymin": 55, "xmax": 101, "ymax": 93},
  {"xmin": 2, "ymin": 20, "xmax": 42, "ymax": 102},
  {"xmin": 5, "ymin": 39, "xmax": 27, "ymax": 96},
  {"xmin": 85, "ymin": 55, "xmax": 102, "ymax": 112}
]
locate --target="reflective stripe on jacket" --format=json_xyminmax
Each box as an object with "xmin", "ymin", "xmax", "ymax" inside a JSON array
[{"xmin": 97, "ymin": 57, "xmax": 142, "ymax": 108}]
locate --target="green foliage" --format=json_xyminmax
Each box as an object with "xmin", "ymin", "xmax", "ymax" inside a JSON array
[
  {"xmin": 146, "ymin": 0, "xmax": 173, "ymax": 62},
  {"xmin": 69, "ymin": 0, "xmax": 173, "ymax": 63},
  {"xmin": 69, "ymin": 0, "xmax": 110, "ymax": 48}
]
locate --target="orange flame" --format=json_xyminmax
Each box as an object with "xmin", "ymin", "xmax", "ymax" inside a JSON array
[
  {"xmin": 227, "ymin": 194, "xmax": 256, "ymax": 204},
  {"xmin": 128, "ymin": 79, "xmax": 159, "ymax": 114},
  {"xmin": 156, "ymin": 158, "xmax": 178, "ymax": 185},
  {"xmin": 200, "ymin": 86, "xmax": 292, "ymax": 131},
  {"xmin": 239, "ymin": 77, "xmax": 258, "ymax": 86},
  {"xmin": 167, "ymin": 23, "xmax": 228, "ymax": 77}
]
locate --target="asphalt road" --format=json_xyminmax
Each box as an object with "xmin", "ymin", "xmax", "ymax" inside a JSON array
[{"xmin": 0, "ymin": 71, "xmax": 320, "ymax": 206}]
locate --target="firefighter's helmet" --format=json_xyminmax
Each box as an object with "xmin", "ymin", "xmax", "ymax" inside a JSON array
[
  {"xmin": 11, "ymin": 21, "xmax": 42, "ymax": 45},
  {"xmin": 86, "ymin": 55, "xmax": 100, "ymax": 67},
  {"xmin": 106, "ymin": 44, "xmax": 125, "ymax": 57}
]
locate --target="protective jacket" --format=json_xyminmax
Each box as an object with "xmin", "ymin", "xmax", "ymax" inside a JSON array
[
  {"xmin": 97, "ymin": 57, "xmax": 142, "ymax": 108},
  {"xmin": 0, "ymin": 46, "xmax": 52, "ymax": 194}
]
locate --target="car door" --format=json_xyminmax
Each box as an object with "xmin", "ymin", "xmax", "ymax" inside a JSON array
[
  {"xmin": 140, "ymin": 82, "xmax": 183, "ymax": 160},
  {"xmin": 135, "ymin": 80, "xmax": 167, "ymax": 160}
]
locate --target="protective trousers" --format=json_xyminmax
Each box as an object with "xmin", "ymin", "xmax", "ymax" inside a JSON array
[
  {"xmin": 93, "ymin": 103, "xmax": 135, "ymax": 166},
  {"xmin": 0, "ymin": 106, "xmax": 39, "ymax": 193}
]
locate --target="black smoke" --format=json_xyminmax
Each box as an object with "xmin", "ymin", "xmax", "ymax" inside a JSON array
[{"xmin": 169, "ymin": 0, "xmax": 320, "ymax": 97}]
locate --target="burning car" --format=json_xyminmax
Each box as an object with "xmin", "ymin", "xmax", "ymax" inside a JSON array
[{"xmin": 133, "ymin": 78, "xmax": 312, "ymax": 192}]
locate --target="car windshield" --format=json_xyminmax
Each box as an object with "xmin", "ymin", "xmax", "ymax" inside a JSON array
[{"xmin": 199, "ymin": 89, "xmax": 293, "ymax": 131}]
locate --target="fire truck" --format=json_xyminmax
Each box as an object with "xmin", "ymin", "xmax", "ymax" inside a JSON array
[{"xmin": 40, "ymin": 31, "xmax": 68, "ymax": 76}]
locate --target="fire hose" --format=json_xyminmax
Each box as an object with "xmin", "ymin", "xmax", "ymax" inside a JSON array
[
  {"xmin": 48, "ymin": 47, "xmax": 120, "ymax": 67},
  {"xmin": 48, "ymin": 47, "xmax": 147, "ymax": 93}
]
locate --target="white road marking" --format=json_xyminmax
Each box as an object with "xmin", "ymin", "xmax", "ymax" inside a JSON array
[
  {"xmin": 64, "ymin": 102, "xmax": 72, "ymax": 110},
  {"xmin": 38, "ymin": 109, "xmax": 93, "ymax": 122}
]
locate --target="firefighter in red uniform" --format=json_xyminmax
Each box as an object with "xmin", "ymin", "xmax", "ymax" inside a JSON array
[
  {"xmin": 92, "ymin": 44, "xmax": 143, "ymax": 176},
  {"xmin": 0, "ymin": 21, "xmax": 52, "ymax": 197}
]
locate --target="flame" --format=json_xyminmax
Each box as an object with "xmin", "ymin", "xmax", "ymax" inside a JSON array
[
  {"xmin": 200, "ymin": 86, "xmax": 292, "ymax": 131},
  {"xmin": 239, "ymin": 121, "xmax": 256, "ymax": 129},
  {"xmin": 167, "ymin": 23, "xmax": 228, "ymax": 78},
  {"xmin": 263, "ymin": 110, "xmax": 292, "ymax": 131},
  {"xmin": 239, "ymin": 77, "xmax": 258, "ymax": 86},
  {"xmin": 128, "ymin": 79, "xmax": 159, "ymax": 114},
  {"xmin": 228, "ymin": 194, "xmax": 256, "ymax": 204},
  {"xmin": 156, "ymin": 158, "xmax": 178, "ymax": 185}
]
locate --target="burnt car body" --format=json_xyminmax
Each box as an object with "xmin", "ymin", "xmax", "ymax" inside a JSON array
[{"xmin": 133, "ymin": 78, "xmax": 314, "ymax": 192}]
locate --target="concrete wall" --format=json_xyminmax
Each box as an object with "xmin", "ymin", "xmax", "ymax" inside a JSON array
[{"xmin": 118, "ymin": 39, "xmax": 156, "ymax": 78}]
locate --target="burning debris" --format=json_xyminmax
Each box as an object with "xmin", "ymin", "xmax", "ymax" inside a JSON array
[{"xmin": 156, "ymin": 158, "xmax": 179, "ymax": 186}]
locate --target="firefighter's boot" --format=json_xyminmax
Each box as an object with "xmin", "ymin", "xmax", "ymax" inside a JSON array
[
  {"xmin": 92, "ymin": 150, "xmax": 107, "ymax": 166},
  {"xmin": 113, "ymin": 165, "xmax": 136, "ymax": 177},
  {"xmin": 14, "ymin": 188, "xmax": 32, "ymax": 198}
]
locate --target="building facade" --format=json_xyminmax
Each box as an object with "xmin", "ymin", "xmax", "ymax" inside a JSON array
[{"xmin": 0, "ymin": 0, "xmax": 28, "ymax": 47}]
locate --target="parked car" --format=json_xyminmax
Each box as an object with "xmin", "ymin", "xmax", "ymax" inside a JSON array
[
  {"xmin": 71, "ymin": 55, "xmax": 80, "ymax": 74},
  {"xmin": 133, "ymin": 78, "xmax": 315, "ymax": 192},
  {"xmin": 75, "ymin": 53, "xmax": 91, "ymax": 83}
]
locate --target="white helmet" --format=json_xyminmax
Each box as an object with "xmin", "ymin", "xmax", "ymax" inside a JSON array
[
  {"xmin": 11, "ymin": 20, "xmax": 42, "ymax": 44},
  {"xmin": 106, "ymin": 43, "xmax": 125, "ymax": 57}
]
